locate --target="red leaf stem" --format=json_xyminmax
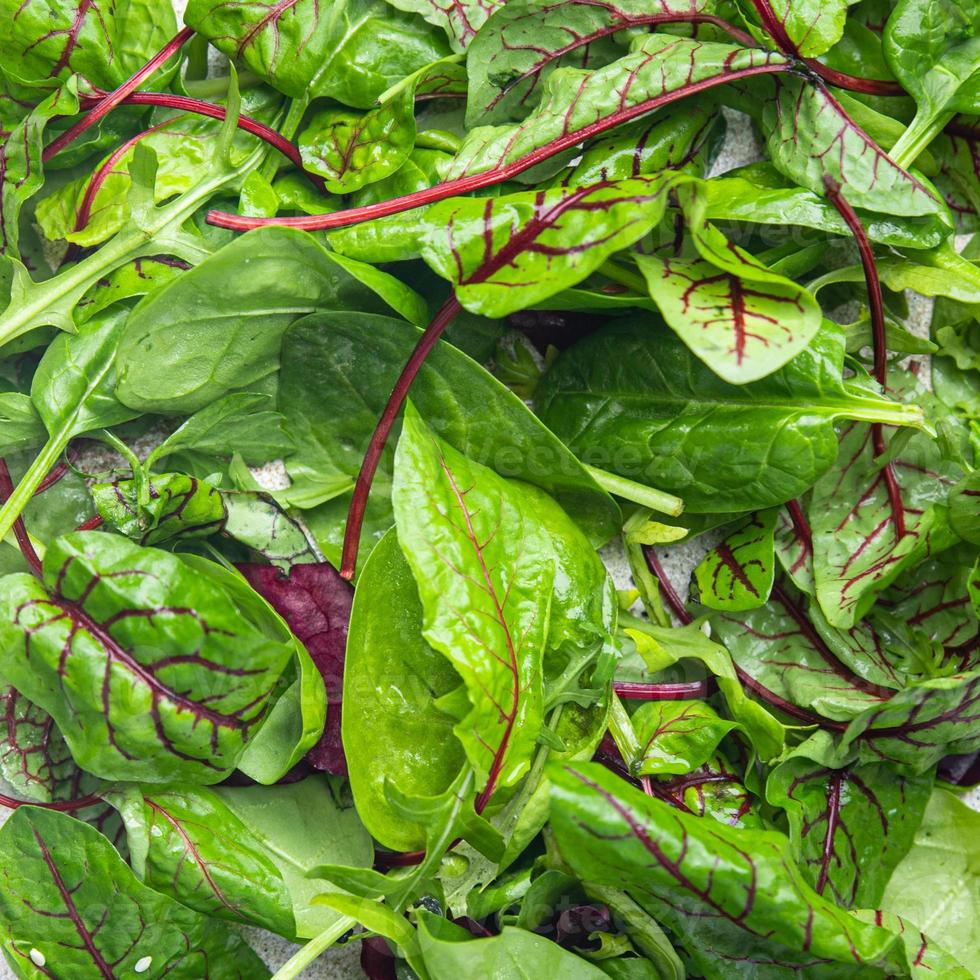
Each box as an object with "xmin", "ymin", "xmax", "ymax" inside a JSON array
[
  {"xmin": 642, "ymin": 546, "xmax": 693, "ymax": 624},
  {"xmin": 0, "ymin": 793, "xmax": 104, "ymax": 812},
  {"xmin": 43, "ymin": 26, "xmax": 195, "ymax": 162},
  {"xmin": 786, "ymin": 498, "xmax": 812, "ymax": 551},
  {"xmin": 340, "ymin": 295, "xmax": 462, "ymax": 580},
  {"xmin": 75, "ymin": 515, "xmax": 105, "ymax": 531},
  {"xmin": 613, "ymin": 681, "xmax": 710, "ymax": 700},
  {"xmin": 0, "ymin": 459, "xmax": 42, "ymax": 575}
]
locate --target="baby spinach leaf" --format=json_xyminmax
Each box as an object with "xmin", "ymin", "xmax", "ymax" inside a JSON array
[
  {"xmin": 0, "ymin": 532, "xmax": 294, "ymax": 783},
  {"xmin": 535, "ymin": 317, "xmax": 924, "ymax": 513},
  {"xmin": 277, "ymin": 311, "xmax": 618, "ymax": 545},
  {"xmin": 240, "ymin": 561, "xmax": 353, "ymax": 774},
  {"xmin": 115, "ymin": 225, "xmax": 426, "ymax": 413},
  {"xmin": 0, "ymin": 392, "xmax": 45, "ymax": 454},
  {"xmin": 949, "ymin": 469, "xmax": 980, "ymax": 543},
  {"xmin": 0, "ymin": 806, "xmax": 268, "ymax": 978},
  {"xmin": 416, "ymin": 910, "xmax": 608, "ymax": 977},
  {"xmin": 111, "ymin": 784, "xmax": 295, "ymax": 937},
  {"xmin": 298, "ymin": 89, "xmax": 416, "ymax": 194},
  {"xmin": 393, "ymin": 407, "xmax": 551, "ymax": 799},
  {"xmin": 215, "ymin": 775, "xmax": 374, "ymax": 939},
  {"xmin": 882, "ymin": 788, "xmax": 980, "ymax": 976},
  {"xmin": 548, "ymin": 761, "xmax": 911, "ymax": 978},
  {"xmin": 92, "ymin": 473, "xmax": 227, "ymax": 546},
  {"xmin": 344, "ymin": 528, "xmax": 465, "ymax": 850},
  {"xmin": 766, "ymin": 731, "xmax": 933, "ymax": 908},
  {"xmin": 694, "ymin": 510, "xmax": 778, "ymax": 612}
]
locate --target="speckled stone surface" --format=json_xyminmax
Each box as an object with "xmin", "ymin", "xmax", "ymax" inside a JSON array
[{"xmin": 1, "ymin": 14, "xmax": 976, "ymax": 977}]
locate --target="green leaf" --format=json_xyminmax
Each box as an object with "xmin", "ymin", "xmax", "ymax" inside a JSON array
[
  {"xmin": 92, "ymin": 473, "xmax": 227, "ymax": 546},
  {"xmin": 762, "ymin": 75, "xmax": 947, "ymax": 218},
  {"xmin": 298, "ymin": 88, "xmax": 416, "ymax": 194},
  {"xmin": 185, "ymin": 0, "xmax": 450, "ymax": 106},
  {"xmin": 215, "ymin": 775, "xmax": 374, "ymax": 939},
  {"xmin": 385, "ymin": 0, "xmax": 503, "ymax": 51},
  {"xmin": 416, "ymin": 910, "xmax": 609, "ymax": 978},
  {"xmin": 631, "ymin": 700, "xmax": 737, "ymax": 776},
  {"xmin": 949, "ymin": 469, "xmax": 980, "ymax": 543},
  {"xmin": 0, "ymin": 392, "xmax": 45, "ymax": 454},
  {"xmin": 420, "ymin": 175, "xmax": 676, "ymax": 318},
  {"xmin": 277, "ymin": 310, "xmax": 619, "ymax": 545},
  {"xmin": 882, "ymin": 788, "xmax": 980, "ymax": 976},
  {"xmin": 766, "ymin": 731, "xmax": 933, "ymax": 908},
  {"xmin": 884, "ymin": 0, "xmax": 980, "ymax": 164},
  {"xmin": 344, "ymin": 528, "xmax": 465, "ymax": 851},
  {"xmin": 548, "ymin": 761, "xmax": 910, "ymax": 978},
  {"xmin": 0, "ymin": 532, "xmax": 294, "ymax": 783},
  {"xmin": 764, "ymin": 0, "xmax": 857, "ymax": 56},
  {"xmin": 536, "ymin": 317, "xmax": 925, "ymax": 513},
  {"xmin": 224, "ymin": 493, "xmax": 320, "ymax": 568},
  {"xmin": 448, "ymin": 34, "xmax": 787, "ymax": 180},
  {"xmin": 0, "ymin": 806, "xmax": 267, "ymax": 978},
  {"xmin": 695, "ymin": 510, "xmax": 778, "ymax": 611},
  {"xmin": 393, "ymin": 407, "xmax": 551, "ymax": 793},
  {"xmin": 111, "ymin": 784, "xmax": 295, "ymax": 936},
  {"xmin": 115, "ymin": 226, "xmax": 427, "ymax": 413}
]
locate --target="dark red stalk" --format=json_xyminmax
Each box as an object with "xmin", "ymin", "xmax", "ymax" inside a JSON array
[
  {"xmin": 340, "ymin": 295, "xmax": 462, "ymax": 580},
  {"xmin": 0, "ymin": 793, "xmax": 104, "ymax": 812},
  {"xmin": 822, "ymin": 174, "xmax": 906, "ymax": 538},
  {"xmin": 43, "ymin": 26, "xmax": 195, "ymax": 162},
  {"xmin": 0, "ymin": 459, "xmax": 42, "ymax": 575},
  {"xmin": 786, "ymin": 498, "xmax": 812, "ymax": 551},
  {"xmin": 76, "ymin": 515, "xmax": 105, "ymax": 531},
  {"xmin": 206, "ymin": 61, "xmax": 792, "ymax": 233},
  {"xmin": 613, "ymin": 681, "xmax": 709, "ymax": 700},
  {"xmin": 815, "ymin": 770, "xmax": 843, "ymax": 894},
  {"xmin": 34, "ymin": 460, "xmax": 70, "ymax": 495},
  {"xmin": 747, "ymin": 0, "xmax": 903, "ymax": 95},
  {"xmin": 945, "ymin": 119, "xmax": 980, "ymax": 141},
  {"xmin": 642, "ymin": 546, "xmax": 692, "ymax": 625},
  {"xmin": 78, "ymin": 91, "xmax": 324, "ymax": 190}
]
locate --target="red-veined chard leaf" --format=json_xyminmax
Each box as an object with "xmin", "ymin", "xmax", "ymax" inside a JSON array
[
  {"xmin": 694, "ymin": 509, "xmax": 778, "ymax": 611},
  {"xmin": 840, "ymin": 666, "xmax": 980, "ymax": 771},
  {"xmin": 0, "ymin": 806, "xmax": 268, "ymax": 978},
  {"xmin": 343, "ymin": 528, "xmax": 465, "ymax": 851},
  {"xmin": 184, "ymin": 0, "xmax": 450, "ymax": 106},
  {"xmin": 766, "ymin": 731, "xmax": 933, "ymax": 908},
  {"xmin": 655, "ymin": 750, "xmax": 765, "ymax": 829},
  {"xmin": 536, "ymin": 317, "xmax": 925, "ymax": 513},
  {"xmin": 548, "ymin": 761, "xmax": 912, "ymax": 977},
  {"xmin": 853, "ymin": 909, "xmax": 973, "ymax": 979},
  {"xmin": 748, "ymin": 0, "xmax": 855, "ymax": 57},
  {"xmin": 92, "ymin": 473, "xmax": 227, "ymax": 546},
  {"xmin": 0, "ymin": 532, "xmax": 295, "ymax": 783},
  {"xmin": 464, "ymin": 0, "xmax": 725, "ymax": 125},
  {"xmin": 223, "ymin": 494, "xmax": 320, "ymax": 568},
  {"xmin": 392, "ymin": 406, "xmax": 552, "ymax": 802},
  {"xmin": 447, "ymin": 34, "xmax": 789, "ymax": 181},
  {"xmin": 708, "ymin": 581, "xmax": 899, "ymax": 722},
  {"xmin": 298, "ymin": 89, "xmax": 416, "ymax": 195},
  {"xmin": 383, "ymin": 0, "xmax": 504, "ymax": 52},
  {"xmin": 933, "ymin": 128, "xmax": 980, "ymax": 233},
  {"xmin": 809, "ymin": 387, "xmax": 962, "ymax": 629},
  {"xmin": 775, "ymin": 500, "xmax": 816, "ymax": 594},
  {"xmin": 761, "ymin": 75, "xmax": 948, "ymax": 218},
  {"xmin": 880, "ymin": 788, "xmax": 980, "ymax": 976},
  {"xmin": 949, "ymin": 469, "xmax": 980, "ymax": 544},
  {"xmin": 239, "ymin": 561, "xmax": 353, "ymax": 774},
  {"xmin": 0, "ymin": 0, "xmax": 178, "ymax": 96},
  {"xmin": 630, "ymin": 699, "xmax": 737, "ymax": 776},
  {"xmin": 110, "ymin": 784, "xmax": 295, "ymax": 936},
  {"xmin": 419, "ymin": 174, "xmax": 677, "ymax": 317}
]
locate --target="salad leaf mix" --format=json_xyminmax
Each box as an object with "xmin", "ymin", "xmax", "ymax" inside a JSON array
[{"xmin": 0, "ymin": 0, "xmax": 977, "ymax": 976}]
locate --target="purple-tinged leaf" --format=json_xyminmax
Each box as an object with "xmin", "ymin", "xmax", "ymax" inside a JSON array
[
  {"xmin": 809, "ymin": 401, "xmax": 962, "ymax": 629},
  {"xmin": 762, "ymin": 76, "xmax": 947, "ymax": 218},
  {"xmin": 548, "ymin": 761, "xmax": 912, "ymax": 977},
  {"xmin": 694, "ymin": 510, "xmax": 778, "ymax": 611},
  {"xmin": 464, "ymin": 0, "xmax": 739, "ymax": 125},
  {"xmin": 239, "ymin": 561, "xmax": 352, "ymax": 774},
  {"xmin": 420, "ymin": 174, "xmax": 677, "ymax": 317},
  {"xmin": 0, "ymin": 806, "xmax": 268, "ymax": 978},
  {"xmin": 384, "ymin": 0, "xmax": 504, "ymax": 51},
  {"xmin": 0, "ymin": 532, "xmax": 295, "ymax": 783},
  {"xmin": 767, "ymin": 731, "xmax": 933, "ymax": 908}
]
